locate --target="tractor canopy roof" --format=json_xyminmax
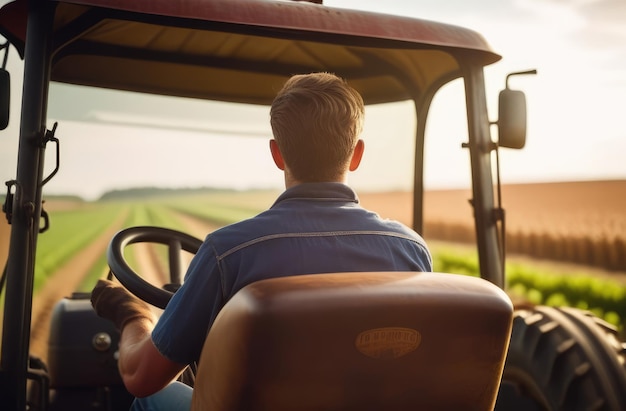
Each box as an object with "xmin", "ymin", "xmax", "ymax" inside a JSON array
[{"xmin": 0, "ymin": 0, "xmax": 500, "ymax": 105}]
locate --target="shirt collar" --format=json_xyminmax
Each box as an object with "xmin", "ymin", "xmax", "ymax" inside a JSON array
[{"xmin": 271, "ymin": 182, "xmax": 359, "ymax": 208}]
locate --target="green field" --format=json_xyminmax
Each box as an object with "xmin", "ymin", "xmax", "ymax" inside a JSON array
[{"xmin": 25, "ymin": 190, "xmax": 626, "ymax": 332}]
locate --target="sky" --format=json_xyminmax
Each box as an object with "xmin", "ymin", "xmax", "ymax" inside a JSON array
[{"xmin": 0, "ymin": 0, "xmax": 625, "ymax": 200}]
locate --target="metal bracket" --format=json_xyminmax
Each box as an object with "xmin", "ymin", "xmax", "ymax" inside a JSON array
[
  {"xmin": 37, "ymin": 122, "xmax": 60, "ymax": 234},
  {"xmin": 39, "ymin": 206, "xmax": 49, "ymax": 234},
  {"xmin": 27, "ymin": 356, "xmax": 50, "ymax": 410},
  {"xmin": 492, "ymin": 207, "xmax": 505, "ymax": 224},
  {"xmin": 2, "ymin": 179, "xmax": 16, "ymax": 224},
  {"xmin": 41, "ymin": 122, "xmax": 59, "ymax": 186}
]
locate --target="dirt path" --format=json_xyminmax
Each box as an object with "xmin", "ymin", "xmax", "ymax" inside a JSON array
[
  {"xmin": 133, "ymin": 242, "xmax": 169, "ymax": 287},
  {"xmin": 169, "ymin": 211, "xmax": 221, "ymax": 268},
  {"xmin": 0, "ymin": 220, "xmax": 9, "ymax": 271},
  {"xmin": 173, "ymin": 212, "xmax": 220, "ymax": 240},
  {"xmin": 29, "ymin": 213, "xmax": 128, "ymax": 361}
]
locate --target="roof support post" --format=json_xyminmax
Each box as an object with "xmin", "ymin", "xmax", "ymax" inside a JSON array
[
  {"xmin": 0, "ymin": 0, "xmax": 53, "ymax": 409},
  {"xmin": 463, "ymin": 66, "xmax": 504, "ymax": 287}
]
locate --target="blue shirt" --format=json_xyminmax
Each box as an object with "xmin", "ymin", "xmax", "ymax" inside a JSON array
[{"xmin": 152, "ymin": 182, "xmax": 432, "ymax": 364}]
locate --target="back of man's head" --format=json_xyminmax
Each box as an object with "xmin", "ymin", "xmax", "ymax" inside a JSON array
[{"xmin": 270, "ymin": 72, "xmax": 364, "ymax": 183}]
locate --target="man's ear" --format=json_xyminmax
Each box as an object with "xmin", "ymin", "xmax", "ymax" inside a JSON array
[
  {"xmin": 349, "ymin": 139, "xmax": 365, "ymax": 171},
  {"xmin": 270, "ymin": 139, "xmax": 285, "ymax": 170}
]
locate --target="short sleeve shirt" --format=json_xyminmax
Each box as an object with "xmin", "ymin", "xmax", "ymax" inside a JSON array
[{"xmin": 152, "ymin": 182, "xmax": 432, "ymax": 365}]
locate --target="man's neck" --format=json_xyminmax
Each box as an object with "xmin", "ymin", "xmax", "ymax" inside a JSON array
[
  {"xmin": 282, "ymin": 167, "xmax": 348, "ymax": 189},
  {"xmin": 283, "ymin": 176, "xmax": 348, "ymax": 189}
]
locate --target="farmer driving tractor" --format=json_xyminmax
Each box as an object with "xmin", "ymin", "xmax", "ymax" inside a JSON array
[{"xmin": 91, "ymin": 72, "xmax": 433, "ymax": 410}]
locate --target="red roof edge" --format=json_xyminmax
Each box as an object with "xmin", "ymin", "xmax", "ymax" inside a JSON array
[{"xmin": 0, "ymin": 1, "xmax": 26, "ymax": 58}]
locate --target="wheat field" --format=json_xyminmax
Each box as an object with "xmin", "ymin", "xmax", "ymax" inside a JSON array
[{"xmin": 359, "ymin": 180, "xmax": 626, "ymax": 272}]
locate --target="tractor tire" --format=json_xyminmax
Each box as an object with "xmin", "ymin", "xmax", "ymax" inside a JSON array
[{"xmin": 495, "ymin": 306, "xmax": 626, "ymax": 411}]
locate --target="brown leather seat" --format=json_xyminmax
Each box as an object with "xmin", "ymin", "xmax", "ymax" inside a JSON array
[{"xmin": 192, "ymin": 272, "xmax": 513, "ymax": 410}]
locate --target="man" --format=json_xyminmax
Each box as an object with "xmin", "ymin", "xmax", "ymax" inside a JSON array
[{"xmin": 91, "ymin": 72, "xmax": 432, "ymax": 410}]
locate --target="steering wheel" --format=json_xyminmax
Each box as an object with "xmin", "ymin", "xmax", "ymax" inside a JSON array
[{"xmin": 107, "ymin": 226, "xmax": 203, "ymax": 309}]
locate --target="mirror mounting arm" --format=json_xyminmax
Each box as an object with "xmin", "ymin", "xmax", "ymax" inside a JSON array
[
  {"xmin": 505, "ymin": 69, "xmax": 537, "ymax": 89},
  {"xmin": 461, "ymin": 140, "xmax": 498, "ymax": 153}
]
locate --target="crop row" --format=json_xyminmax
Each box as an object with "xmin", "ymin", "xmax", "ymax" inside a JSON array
[
  {"xmin": 433, "ymin": 246, "xmax": 625, "ymax": 332},
  {"xmin": 34, "ymin": 204, "xmax": 123, "ymax": 292},
  {"xmin": 161, "ymin": 194, "xmax": 264, "ymax": 226},
  {"xmin": 506, "ymin": 230, "xmax": 626, "ymax": 271},
  {"xmin": 424, "ymin": 220, "xmax": 626, "ymax": 272}
]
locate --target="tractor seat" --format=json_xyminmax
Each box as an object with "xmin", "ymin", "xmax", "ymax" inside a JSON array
[{"xmin": 192, "ymin": 272, "xmax": 513, "ymax": 410}]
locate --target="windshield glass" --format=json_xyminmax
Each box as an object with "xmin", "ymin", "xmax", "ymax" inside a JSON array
[{"xmin": 44, "ymin": 84, "xmax": 418, "ymax": 201}]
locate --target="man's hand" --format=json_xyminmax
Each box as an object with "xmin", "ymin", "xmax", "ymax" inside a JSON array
[{"xmin": 91, "ymin": 279, "xmax": 154, "ymax": 331}]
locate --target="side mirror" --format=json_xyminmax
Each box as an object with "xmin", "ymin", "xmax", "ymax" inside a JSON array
[
  {"xmin": 497, "ymin": 69, "xmax": 536, "ymax": 149},
  {"xmin": 497, "ymin": 88, "xmax": 527, "ymax": 149},
  {"xmin": 0, "ymin": 67, "xmax": 8, "ymax": 130}
]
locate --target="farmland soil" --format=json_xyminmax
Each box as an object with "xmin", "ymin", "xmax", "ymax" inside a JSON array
[
  {"xmin": 28, "ymin": 213, "xmax": 128, "ymax": 361},
  {"xmin": 359, "ymin": 180, "xmax": 626, "ymax": 279},
  {"xmin": 360, "ymin": 181, "xmax": 626, "ymax": 241},
  {"xmin": 1, "ymin": 215, "xmax": 9, "ymax": 280}
]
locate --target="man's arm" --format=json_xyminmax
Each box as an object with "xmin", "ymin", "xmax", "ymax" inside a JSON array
[
  {"xmin": 117, "ymin": 317, "xmax": 186, "ymax": 398},
  {"xmin": 91, "ymin": 279, "xmax": 187, "ymax": 397}
]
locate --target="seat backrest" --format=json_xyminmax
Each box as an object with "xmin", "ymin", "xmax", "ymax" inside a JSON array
[{"xmin": 192, "ymin": 272, "xmax": 513, "ymax": 411}]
